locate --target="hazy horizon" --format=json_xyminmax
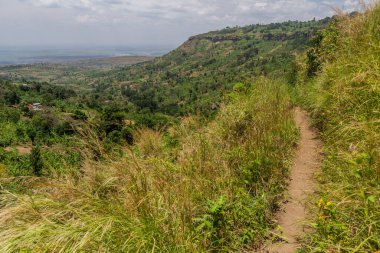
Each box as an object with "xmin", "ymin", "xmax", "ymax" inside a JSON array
[{"xmin": 0, "ymin": 45, "xmax": 172, "ymax": 66}]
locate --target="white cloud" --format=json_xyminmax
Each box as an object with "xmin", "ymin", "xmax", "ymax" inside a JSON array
[
  {"xmin": 0, "ymin": 0, "xmax": 361, "ymax": 47},
  {"xmin": 255, "ymin": 2, "xmax": 268, "ymax": 8},
  {"xmin": 343, "ymin": 0, "xmax": 361, "ymax": 11},
  {"xmin": 15, "ymin": 0, "xmax": 360, "ymax": 25},
  {"xmin": 75, "ymin": 14, "xmax": 97, "ymax": 24}
]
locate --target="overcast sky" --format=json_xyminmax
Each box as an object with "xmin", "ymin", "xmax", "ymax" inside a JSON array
[{"xmin": 0, "ymin": 0, "xmax": 362, "ymax": 48}]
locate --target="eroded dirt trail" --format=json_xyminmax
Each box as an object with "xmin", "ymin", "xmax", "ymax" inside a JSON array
[{"xmin": 266, "ymin": 107, "xmax": 322, "ymax": 253}]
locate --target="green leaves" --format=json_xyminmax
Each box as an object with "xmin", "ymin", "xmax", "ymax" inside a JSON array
[{"xmin": 30, "ymin": 145, "xmax": 44, "ymax": 176}]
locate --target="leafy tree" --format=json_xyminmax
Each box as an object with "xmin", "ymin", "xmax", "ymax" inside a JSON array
[
  {"xmin": 30, "ymin": 145, "xmax": 43, "ymax": 176},
  {"xmin": 100, "ymin": 105, "xmax": 125, "ymax": 134},
  {"xmin": 55, "ymin": 121, "xmax": 74, "ymax": 136},
  {"xmin": 0, "ymin": 107, "xmax": 21, "ymax": 123},
  {"xmin": 31, "ymin": 113, "xmax": 57, "ymax": 135},
  {"xmin": 26, "ymin": 127, "xmax": 37, "ymax": 144},
  {"xmin": 4, "ymin": 91, "xmax": 20, "ymax": 105},
  {"xmin": 33, "ymin": 83, "xmax": 42, "ymax": 92},
  {"xmin": 121, "ymin": 127, "xmax": 134, "ymax": 145}
]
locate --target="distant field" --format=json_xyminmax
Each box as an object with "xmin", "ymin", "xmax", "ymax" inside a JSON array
[
  {"xmin": 0, "ymin": 56, "xmax": 154, "ymax": 89},
  {"xmin": 66, "ymin": 55, "xmax": 155, "ymax": 68}
]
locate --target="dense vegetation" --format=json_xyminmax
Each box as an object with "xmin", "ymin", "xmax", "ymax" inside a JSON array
[
  {"xmin": 103, "ymin": 18, "xmax": 330, "ymax": 116},
  {"xmin": 0, "ymin": 81, "xmax": 298, "ymax": 252},
  {"xmin": 294, "ymin": 5, "xmax": 380, "ymax": 252},
  {"xmin": 0, "ymin": 79, "xmax": 82, "ymax": 177}
]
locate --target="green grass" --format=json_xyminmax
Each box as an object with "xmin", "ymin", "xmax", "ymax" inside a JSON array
[
  {"xmin": 0, "ymin": 80, "xmax": 297, "ymax": 252},
  {"xmin": 295, "ymin": 4, "xmax": 380, "ymax": 252}
]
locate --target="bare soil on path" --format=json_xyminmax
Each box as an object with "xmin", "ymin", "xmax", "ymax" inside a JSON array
[
  {"xmin": 4, "ymin": 146, "xmax": 32, "ymax": 155},
  {"xmin": 265, "ymin": 107, "xmax": 322, "ymax": 253}
]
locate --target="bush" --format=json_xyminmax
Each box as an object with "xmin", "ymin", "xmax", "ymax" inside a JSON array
[
  {"xmin": 121, "ymin": 127, "xmax": 134, "ymax": 145},
  {"xmin": 0, "ymin": 107, "xmax": 21, "ymax": 123},
  {"xmin": 4, "ymin": 91, "xmax": 20, "ymax": 105},
  {"xmin": 132, "ymin": 113, "xmax": 173, "ymax": 129},
  {"xmin": 54, "ymin": 121, "xmax": 74, "ymax": 136},
  {"xmin": 72, "ymin": 110, "xmax": 88, "ymax": 121},
  {"xmin": 30, "ymin": 145, "xmax": 44, "ymax": 176},
  {"xmin": 107, "ymin": 130, "xmax": 123, "ymax": 144}
]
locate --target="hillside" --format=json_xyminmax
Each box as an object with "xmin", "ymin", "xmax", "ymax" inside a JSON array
[{"xmin": 98, "ymin": 18, "xmax": 330, "ymax": 116}]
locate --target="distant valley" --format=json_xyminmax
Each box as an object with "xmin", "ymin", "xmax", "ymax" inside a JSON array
[{"xmin": 0, "ymin": 46, "xmax": 169, "ymax": 66}]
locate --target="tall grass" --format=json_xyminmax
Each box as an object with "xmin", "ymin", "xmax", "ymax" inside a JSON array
[
  {"xmin": 296, "ymin": 3, "xmax": 380, "ymax": 251},
  {"xmin": 0, "ymin": 80, "xmax": 297, "ymax": 252}
]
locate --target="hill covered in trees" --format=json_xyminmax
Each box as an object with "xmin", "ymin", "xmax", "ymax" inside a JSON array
[{"xmin": 97, "ymin": 18, "xmax": 331, "ymax": 116}]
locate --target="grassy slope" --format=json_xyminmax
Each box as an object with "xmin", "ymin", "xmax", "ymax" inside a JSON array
[
  {"xmin": 296, "ymin": 5, "xmax": 380, "ymax": 252},
  {"xmin": 0, "ymin": 81, "xmax": 297, "ymax": 252}
]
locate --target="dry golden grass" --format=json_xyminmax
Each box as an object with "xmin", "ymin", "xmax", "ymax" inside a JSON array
[{"xmin": 134, "ymin": 128, "xmax": 165, "ymax": 158}]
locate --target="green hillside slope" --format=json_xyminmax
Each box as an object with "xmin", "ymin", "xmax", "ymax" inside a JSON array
[{"xmin": 91, "ymin": 19, "xmax": 330, "ymax": 116}]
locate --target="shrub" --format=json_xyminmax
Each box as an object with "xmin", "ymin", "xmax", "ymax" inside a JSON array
[
  {"xmin": 30, "ymin": 145, "xmax": 44, "ymax": 176},
  {"xmin": 54, "ymin": 121, "xmax": 74, "ymax": 136},
  {"xmin": 4, "ymin": 91, "xmax": 20, "ymax": 105},
  {"xmin": 71, "ymin": 110, "xmax": 88, "ymax": 121}
]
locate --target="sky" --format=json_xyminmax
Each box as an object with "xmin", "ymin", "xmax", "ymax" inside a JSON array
[{"xmin": 0, "ymin": 0, "xmax": 364, "ymax": 48}]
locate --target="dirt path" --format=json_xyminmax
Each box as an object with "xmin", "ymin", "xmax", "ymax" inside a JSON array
[
  {"xmin": 4, "ymin": 146, "xmax": 32, "ymax": 155},
  {"xmin": 266, "ymin": 107, "xmax": 322, "ymax": 252}
]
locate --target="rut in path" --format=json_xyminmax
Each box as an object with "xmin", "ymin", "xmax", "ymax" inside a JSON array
[{"xmin": 266, "ymin": 107, "xmax": 322, "ymax": 253}]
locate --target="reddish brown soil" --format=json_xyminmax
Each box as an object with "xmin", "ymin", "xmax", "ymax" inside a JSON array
[{"xmin": 4, "ymin": 146, "xmax": 32, "ymax": 155}]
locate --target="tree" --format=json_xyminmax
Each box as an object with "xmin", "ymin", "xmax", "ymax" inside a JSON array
[
  {"xmin": 55, "ymin": 121, "xmax": 74, "ymax": 136},
  {"xmin": 100, "ymin": 105, "xmax": 125, "ymax": 134},
  {"xmin": 4, "ymin": 91, "xmax": 20, "ymax": 105},
  {"xmin": 31, "ymin": 113, "xmax": 57, "ymax": 135},
  {"xmin": 33, "ymin": 83, "xmax": 42, "ymax": 92},
  {"xmin": 30, "ymin": 145, "xmax": 43, "ymax": 176},
  {"xmin": 26, "ymin": 127, "xmax": 37, "ymax": 144}
]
